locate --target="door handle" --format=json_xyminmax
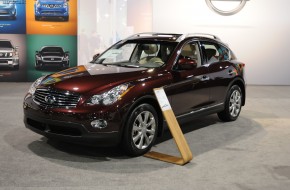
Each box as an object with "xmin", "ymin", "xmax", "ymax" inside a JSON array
[
  {"xmin": 228, "ymin": 70, "xmax": 235, "ymax": 75},
  {"xmin": 200, "ymin": 75, "xmax": 210, "ymax": 81}
]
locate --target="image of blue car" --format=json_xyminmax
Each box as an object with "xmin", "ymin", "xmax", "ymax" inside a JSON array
[
  {"xmin": 34, "ymin": 0, "xmax": 69, "ymax": 21},
  {"xmin": 0, "ymin": 0, "xmax": 17, "ymax": 20}
]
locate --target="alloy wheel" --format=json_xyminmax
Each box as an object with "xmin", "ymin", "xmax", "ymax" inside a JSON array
[
  {"xmin": 131, "ymin": 111, "xmax": 156, "ymax": 150},
  {"xmin": 229, "ymin": 90, "xmax": 242, "ymax": 117}
]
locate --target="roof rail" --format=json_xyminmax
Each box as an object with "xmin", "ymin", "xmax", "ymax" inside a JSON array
[
  {"xmin": 126, "ymin": 32, "xmax": 183, "ymax": 39},
  {"xmin": 177, "ymin": 33, "xmax": 221, "ymax": 42}
]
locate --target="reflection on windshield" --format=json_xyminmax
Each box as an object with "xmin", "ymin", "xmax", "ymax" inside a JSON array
[{"xmin": 94, "ymin": 41, "xmax": 177, "ymax": 68}]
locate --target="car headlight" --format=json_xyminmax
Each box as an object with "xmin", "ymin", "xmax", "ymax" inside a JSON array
[
  {"xmin": 36, "ymin": 55, "xmax": 41, "ymax": 60},
  {"xmin": 86, "ymin": 84, "xmax": 131, "ymax": 106},
  {"xmin": 63, "ymin": 2, "xmax": 68, "ymax": 7},
  {"xmin": 36, "ymin": 2, "xmax": 41, "ymax": 7},
  {"xmin": 28, "ymin": 76, "xmax": 46, "ymax": 95}
]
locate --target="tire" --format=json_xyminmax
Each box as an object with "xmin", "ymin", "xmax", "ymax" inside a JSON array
[
  {"xmin": 122, "ymin": 103, "xmax": 159, "ymax": 156},
  {"xmin": 218, "ymin": 85, "xmax": 242, "ymax": 122}
]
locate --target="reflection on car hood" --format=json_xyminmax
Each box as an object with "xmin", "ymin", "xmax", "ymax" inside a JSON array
[{"xmin": 40, "ymin": 64, "xmax": 149, "ymax": 93}]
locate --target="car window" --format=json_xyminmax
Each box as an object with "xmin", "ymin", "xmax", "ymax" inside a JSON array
[
  {"xmin": 176, "ymin": 42, "xmax": 201, "ymax": 68},
  {"xmin": 95, "ymin": 41, "xmax": 177, "ymax": 68},
  {"xmin": 201, "ymin": 42, "xmax": 220, "ymax": 65}
]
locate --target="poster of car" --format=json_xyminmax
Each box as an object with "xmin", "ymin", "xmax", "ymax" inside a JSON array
[
  {"xmin": 26, "ymin": 34, "xmax": 77, "ymax": 81},
  {"xmin": 26, "ymin": 0, "xmax": 77, "ymax": 35},
  {"xmin": 0, "ymin": 0, "xmax": 26, "ymax": 34},
  {"xmin": 0, "ymin": 34, "xmax": 26, "ymax": 82}
]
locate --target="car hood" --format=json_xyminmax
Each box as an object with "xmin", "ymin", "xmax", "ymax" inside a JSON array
[{"xmin": 40, "ymin": 64, "xmax": 152, "ymax": 94}]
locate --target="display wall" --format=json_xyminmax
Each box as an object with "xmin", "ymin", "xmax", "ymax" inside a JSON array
[
  {"xmin": 78, "ymin": 0, "xmax": 290, "ymax": 85},
  {"xmin": 0, "ymin": 0, "xmax": 78, "ymax": 82},
  {"xmin": 153, "ymin": 0, "xmax": 290, "ymax": 85}
]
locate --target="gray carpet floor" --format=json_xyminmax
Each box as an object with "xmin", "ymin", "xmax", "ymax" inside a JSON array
[{"xmin": 0, "ymin": 83, "xmax": 290, "ymax": 190}]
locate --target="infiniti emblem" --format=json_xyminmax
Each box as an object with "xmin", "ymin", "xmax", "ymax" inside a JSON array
[
  {"xmin": 51, "ymin": 58, "xmax": 54, "ymax": 61},
  {"xmin": 205, "ymin": 0, "xmax": 249, "ymax": 16},
  {"xmin": 45, "ymin": 95, "xmax": 56, "ymax": 104}
]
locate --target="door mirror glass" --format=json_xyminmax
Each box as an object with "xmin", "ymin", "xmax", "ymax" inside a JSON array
[{"xmin": 177, "ymin": 58, "xmax": 197, "ymax": 70}]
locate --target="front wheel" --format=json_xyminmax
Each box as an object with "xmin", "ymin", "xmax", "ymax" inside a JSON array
[
  {"xmin": 218, "ymin": 85, "xmax": 242, "ymax": 122},
  {"xmin": 122, "ymin": 104, "xmax": 158, "ymax": 156}
]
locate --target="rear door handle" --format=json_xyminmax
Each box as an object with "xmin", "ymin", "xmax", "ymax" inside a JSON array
[{"xmin": 228, "ymin": 70, "xmax": 235, "ymax": 75}]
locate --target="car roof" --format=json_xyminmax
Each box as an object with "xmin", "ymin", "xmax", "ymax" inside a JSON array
[{"xmin": 125, "ymin": 33, "xmax": 228, "ymax": 47}]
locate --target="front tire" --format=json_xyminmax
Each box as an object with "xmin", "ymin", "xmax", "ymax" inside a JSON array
[
  {"xmin": 218, "ymin": 85, "xmax": 242, "ymax": 122},
  {"xmin": 122, "ymin": 104, "xmax": 158, "ymax": 156}
]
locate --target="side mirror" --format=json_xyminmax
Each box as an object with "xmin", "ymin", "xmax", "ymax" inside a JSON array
[
  {"xmin": 92, "ymin": 53, "xmax": 100, "ymax": 60},
  {"xmin": 177, "ymin": 58, "xmax": 197, "ymax": 70}
]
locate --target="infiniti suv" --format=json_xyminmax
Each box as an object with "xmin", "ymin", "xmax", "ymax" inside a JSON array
[
  {"xmin": 35, "ymin": 46, "xmax": 69, "ymax": 70},
  {"xmin": 23, "ymin": 33, "xmax": 246, "ymax": 156},
  {"xmin": 34, "ymin": 0, "xmax": 69, "ymax": 21},
  {"xmin": 0, "ymin": 0, "xmax": 16, "ymax": 20},
  {"xmin": 0, "ymin": 40, "xmax": 19, "ymax": 70}
]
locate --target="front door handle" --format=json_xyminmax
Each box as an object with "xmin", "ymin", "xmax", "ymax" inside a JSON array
[{"xmin": 200, "ymin": 75, "xmax": 210, "ymax": 81}]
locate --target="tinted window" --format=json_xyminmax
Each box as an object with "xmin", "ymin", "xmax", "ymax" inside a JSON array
[
  {"xmin": 41, "ymin": 47, "xmax": 64, "ymax": 53},
  {"xmin": 176, "ymin": 42, "xmax": 201, "ymax": 68},
  {"xmin": 201, "ymin": 42, "xmax": 220, "ymax": 64}
]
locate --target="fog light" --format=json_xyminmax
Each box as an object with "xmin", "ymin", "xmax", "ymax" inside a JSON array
[{"xmin": 91, "ymin": 119, "xmax": 107, "ymax": 129}]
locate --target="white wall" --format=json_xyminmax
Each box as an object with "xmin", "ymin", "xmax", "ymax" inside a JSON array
[{"xmin": 153, "ymin": 0, "xmax": 290, "ymax": 85}]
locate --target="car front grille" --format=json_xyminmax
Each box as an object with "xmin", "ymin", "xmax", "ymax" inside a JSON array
[
  {"xmin": 42, "ymin": 4, "xmax": 62, "ymax": 8},
  {"xmin": 33, "ymin": 88, "xmax": 80, "ymax": 108},
  {"xmin": 43, "ymin": 57, "xmax": 62, "ymax": 62},
  {"xmin": 0, "ymin": 53, "xmax": 12, "ymax": 58}
]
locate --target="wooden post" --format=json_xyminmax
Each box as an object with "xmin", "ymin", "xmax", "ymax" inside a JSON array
[{"xmin": 144, "ymin": 88, "xmax": 193, "ymax": 165}]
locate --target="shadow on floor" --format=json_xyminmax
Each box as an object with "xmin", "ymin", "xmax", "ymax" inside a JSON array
[{"xmin": 4, "ymin": 114, "xmax": 263, "ymax": 173}]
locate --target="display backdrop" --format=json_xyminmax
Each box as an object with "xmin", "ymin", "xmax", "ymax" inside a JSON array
[
  {"xmin": 0, "ymin": 0, "xmax": 26, "ymax": 34},
  {"xmin": 0, "ymin": 34, "xmax": 26, "ymax": 82},
  {"xmin": 26, "ymin": 35, "xmax": 77, "ymax": 81},
  {"xmin": 0, "ymin": 0, "xmax": 78, "ymax": 82},
  {"xmin": 78, "ymin": 0, "xmax": 290, "ymax": 85}
]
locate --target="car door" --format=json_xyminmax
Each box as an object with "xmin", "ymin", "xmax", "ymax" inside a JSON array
[
  {"xmin": 166, "ymin": 41, "xmax": 211, "ymax": 116},
  {"xmin": 200, "ymin": 41, "xmax": 236, "ymax": 105}
]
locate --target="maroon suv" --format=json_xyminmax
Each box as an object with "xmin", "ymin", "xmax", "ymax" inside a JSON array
[{"xmin": 23, "ymin": 33, "xmax": 246, "ymax": 156}]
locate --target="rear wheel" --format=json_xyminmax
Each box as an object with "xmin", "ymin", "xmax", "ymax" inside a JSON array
[
  {"xmin": 218, "ymin": 85, "xmax": 242, "ymax": 122},
  {"xmin": 122, "ymin": 104, "xmax": 158, "ymax": 156}
]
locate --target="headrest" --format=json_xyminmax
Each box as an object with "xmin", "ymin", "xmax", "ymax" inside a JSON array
[
  {"xmin": 181, "ymin": 44, "xmax": 196, "ymax": 57},
  {"xmin": 143, "ymin": 44, "xmax": 158, "ymax": 55},
  {"xmin": 205, "ymin": 48, "xmax": 216, "ymax": 58}
]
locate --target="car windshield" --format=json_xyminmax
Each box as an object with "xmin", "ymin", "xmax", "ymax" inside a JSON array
[
  {"xmin": 41, "ymin": 47, "xmax": 64, "ymax": 53},
  {"xmin": 0, "ymin": 41, "xmax": 13, "ymax": 48},
  {"xmin": 93, "ymin": 41, "xmax": 177, "ymax": 68}
]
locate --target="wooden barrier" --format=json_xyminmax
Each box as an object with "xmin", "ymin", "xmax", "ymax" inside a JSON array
[{"xmin": 144, "ymin": 88, "xmax": 193, "ymax": 165}]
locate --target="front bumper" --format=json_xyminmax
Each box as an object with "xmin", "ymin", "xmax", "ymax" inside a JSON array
[
  {"xmin": 0, "ymin": 7, "xmax": 16, "ymax": 17},
  {"xmin": 36, "ymin": 59, "xmax": 69, "ymax": 67},
  {"xmin": 23, "ymin": 95, "xmax": 123, "ymax": 146},
  {"xmin": 0, "ymin": 57, "xmax": 19, "ymax": 67}
]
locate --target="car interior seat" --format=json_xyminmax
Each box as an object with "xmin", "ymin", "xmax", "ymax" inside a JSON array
[
  {"xmin": 139, "ymin": 44, "xmax": 164, "ymax": 66},
  {"xmin": 205, "ymin": 48, "xmax": 217, "ymax": 63}
]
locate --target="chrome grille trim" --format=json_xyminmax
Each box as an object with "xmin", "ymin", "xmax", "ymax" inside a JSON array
[{"xmin": 33, "ymin": 88, "xmax": 80, "ymax": 108}]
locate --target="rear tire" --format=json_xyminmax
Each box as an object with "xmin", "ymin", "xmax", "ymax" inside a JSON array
[
  {"xmin": 122, "ymin": 103, "xmax": 158, "ymax": 157},
  {"xmin": 218, "ymin": 85, "xmax": 242, "ymax": 122}
]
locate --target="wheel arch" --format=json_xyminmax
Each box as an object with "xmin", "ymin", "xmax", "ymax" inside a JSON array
[{"xmin": 120, "ymin": 95, "xmax": 164, "ymax": 139}]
